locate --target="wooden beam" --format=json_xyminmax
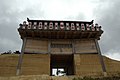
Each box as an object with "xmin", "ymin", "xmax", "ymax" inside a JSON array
[
  {"xmin": 72, "ymin": 32, "xmax": 75, "ymax": 39},
  {"xmin": 73, "ymin": 32, "xmax": 77, "ymax": 39},
  {"xmin": 77, "ymin": 32, "xmax": 81, "ymax": 39},
  {"xmin": 80, "ymin": 32, "xmax": 84, "ymax": 38},
  {"xmin": 64, "ymin": 32, "xmax": 67, "ymax": 39},
  {"xmin": 87, "ymin": 32, "xmax": 92, "ymax": 38},
  {"xmin": 48, "ymin": 31, "xmax": 51, "ymax": 39},
  {"xmin": 32, "ymin": 31, "xmax": 34, "ymax": 38},
  {"xmin": 95, "ymin": 32, "xmax": 102, "ymax": 40},
  {"xmin": 16, "ymin": 38, "xmax": 26, "ymax": 75},
  {"xmin": 57, "ymin": 32, "xmax": 60, "ymax": 39},
  {"xmin": 39, "ymin": 31, "xmax": 41, "ymax": 38}
]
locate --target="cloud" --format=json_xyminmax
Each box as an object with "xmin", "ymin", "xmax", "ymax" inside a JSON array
[
  {"xmin": 0, "ymin": 0, "xmax": 44, "ymax": 52},
  {"xmin": 106, "ymin": 52, "xmax": 120, "ymax": 61},
  {"xmin": 0, "ymin": 0, "xmax": 119, "ymax": 61},
  {"xmin": 93, "ymin": 0, "xmax": 120, "ymax": 60},
  {"xmin": 0, "ymin": 0, "xmax": 97, "ymax": 53}
]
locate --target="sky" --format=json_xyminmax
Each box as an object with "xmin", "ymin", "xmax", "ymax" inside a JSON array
[{"xmin": 0, "ymin": 0, "xmax": 120, "ymax": 61}]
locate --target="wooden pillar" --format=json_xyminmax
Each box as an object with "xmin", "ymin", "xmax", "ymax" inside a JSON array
[
  {"xmin": 48, "ymin": 39, "xmax": 51, "ymax": 76},
  {"xmin": 72, "ymin": 40, "xmax": 76, "ymax": 54},
  {"xmin": 16, "ymin": 38, "xmax": 26, "ymax": 75},
  {"xmin": 48, "ymin": 40, "xmax": 51, "ymax": 54},
  {"xmin": 72, "ymin": 40, "xmax": 76, "ymax": 75},
  {"xmin": 95, "ymin": 39, "xmax": 107, "ymax": 76}
]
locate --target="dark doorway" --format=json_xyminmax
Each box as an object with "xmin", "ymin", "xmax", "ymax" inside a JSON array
[{"xmin": 50, "ymin": 54, "xmax": 74, "ymax": 76}]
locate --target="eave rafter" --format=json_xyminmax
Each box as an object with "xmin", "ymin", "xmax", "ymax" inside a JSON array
[{"xmin": 18, "ymin": 19, "xmax": 103, "ymax": 40}]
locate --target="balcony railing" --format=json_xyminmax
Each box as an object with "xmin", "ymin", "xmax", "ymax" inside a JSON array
[{"xmin": 18, "ymin": 21, "xmax": 102, "ymax": 32}]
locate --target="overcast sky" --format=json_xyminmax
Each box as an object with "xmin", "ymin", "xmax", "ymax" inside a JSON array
[{"xmin": 0, "ymin": 0, "xmax": 120, "ymax": 61}]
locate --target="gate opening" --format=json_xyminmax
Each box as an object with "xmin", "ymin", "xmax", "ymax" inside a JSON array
[{"xmin": 50, "ymin": 54, "xmax": 74, "ymax": 76}]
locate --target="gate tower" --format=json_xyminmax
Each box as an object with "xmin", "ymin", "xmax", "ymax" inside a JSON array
[{"xmin": 17, "ymin": 18, "xmax": 106, "ymax": 76}]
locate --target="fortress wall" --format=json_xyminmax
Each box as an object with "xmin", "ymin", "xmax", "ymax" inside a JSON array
[
  {"xmin": 75, "ymin": 39, "xmax": 97, "ymax": 53},
  {"xmin": 24, "ymin": 39, "xmax": 97, "ymax": 54},
  {"xmin": 0, "ymin": 54, "xmax": 19, "ymax": 76},
  {"xmin": 51, "ymin": 40, "xmax": 73, "ymax": 54},
  {"xmin": 0, "ymin": 53, "xmax": 120, "ymax": 77},
  {"xmin": 21, "ymin": 54, "xmax": 50, "ymax": 75},
  {"xmin": 74, "ymin": 54, "xmax": 120, "ymax": 76},
  {"xmin": 104, "ymin": 57, "xmax": 120, "ymax": 76},
  {"xmin": 25, "ymin": 39, "xmax": 48, "ymax": 53},
  {"xmin": 74, "ymin": 54, "xmax": 103, "ymax": 76},
  {"xmin": 0, "ymin": 54, "xmax": 50, "ymax": 76}
]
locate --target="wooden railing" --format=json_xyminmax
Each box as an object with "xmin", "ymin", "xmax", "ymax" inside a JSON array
[{"xmin": 19, "ymin": 21, "xmax": 102, "ymax": 32}]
